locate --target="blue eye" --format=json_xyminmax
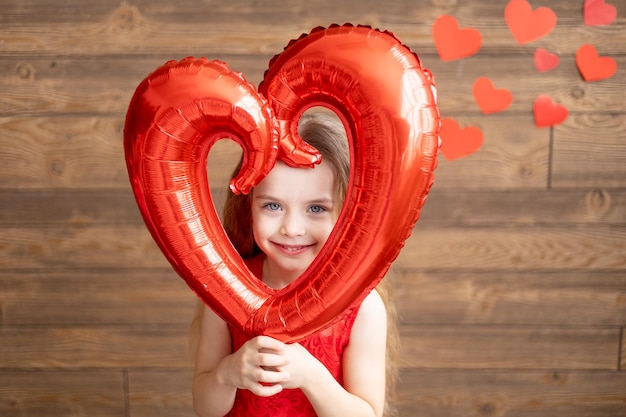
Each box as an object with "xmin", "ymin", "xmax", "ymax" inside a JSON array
[
  {"xmin": 309, "ymin": 205, "xmax": 326, "ymax": 213},
  {"xmin": 264, "ymin": 202, "xmax": 281, "ymax": 211}
]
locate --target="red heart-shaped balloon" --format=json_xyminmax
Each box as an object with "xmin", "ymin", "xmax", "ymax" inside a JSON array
[{"xmin": 124, "ymin": 25, "xmax": 440, "ymax": 342}]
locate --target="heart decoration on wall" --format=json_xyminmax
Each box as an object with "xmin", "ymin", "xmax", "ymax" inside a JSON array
[
  {"xmin": 534, "ymin": 48, "xmax": 560, "ymax": 72},
  {"xmin": 533, "ymin": 95, "xmax": 569, "ymax": 128},
  {"xmin": 505, "ymin": 0, "xmax": 557, "ymax": 44},
  {"xmin": 439, "ymin": 118, "xmax": 484, "ymax": 161},
  {"xmin": 432, "ymin": 0, "xmax": 618, "ymax": 163},
  {"xmin": 584, "ymin": 0, "xmax": 618, "ymax": 26},
  {"xmin": 472, "ymin": 77, "xmax": 513, "ymax": 115},
  {"xmin": 124, "ymin": 24, "xmax": 440, "ymax": 342},
  {"xmin": 433, "ymin": 15, "xmax": 482, "ymax": 61},
  {"xmin": 576, "ymin": 44, "xmax": 618, "ymax": 82}
]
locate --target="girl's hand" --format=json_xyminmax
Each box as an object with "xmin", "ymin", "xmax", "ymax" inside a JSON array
[
  {"xmin": 222, "ymin": 335, "xmax": 290, "ymax": 396},
  {"xmin": 274, "ymin": 342, "xmax": 320, "ymax": 391}
]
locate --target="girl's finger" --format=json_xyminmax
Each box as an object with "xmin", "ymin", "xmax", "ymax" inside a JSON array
[
  {"xmin": 254, "ymin": 335, "xmax": 286, "ymax": 352},
  {"xmin": 258, "ymin": 352, "xmax": 289, "ymax": 368},
  {"xmin": 250, "ymin": 382, "xmax": 284, "ymax": 397}
]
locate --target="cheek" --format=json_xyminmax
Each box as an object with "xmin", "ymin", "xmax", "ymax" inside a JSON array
[
  {"xmin": 250, "ymin": 208, "xmax": 261, "ymax": 240},
  {"xmin": 251, "ymin": 211, "xmax": 273, "ymax": 241},
  {"xmin": 319, "ymin": 218, "xmax": 337, "ymax": 242}
]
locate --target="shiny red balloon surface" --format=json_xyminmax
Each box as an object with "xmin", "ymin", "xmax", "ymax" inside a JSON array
[{"xmin": 124, "ymin": 24, "xmax": 440, "ymax": 342}]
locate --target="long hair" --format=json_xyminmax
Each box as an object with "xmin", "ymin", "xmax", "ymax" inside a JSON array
[{"xmin": 190, "ymin": 111, "xmax": 399, "ymax": 416}]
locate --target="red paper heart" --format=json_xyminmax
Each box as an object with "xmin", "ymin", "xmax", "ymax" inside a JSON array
[
  {"xmin": 533, "ymin": 95, "xmax": 568, "ymax": 128},
  {"xmin": 472, "ymin": 77, "xmax": 513, "ymax": 114},
  {"xmin": 439, "ymin": 118, "xmax": 483, "ymax": 161},
  {"xmin": 433, "ymin": 15, "xmax": 482, "ymax": 61},
  {"xmin": 124, "ymin": 25, "xmax": 440, "ymax": 342},
  {"xmin": 534, "ymin": 48, "xmax": 560, "ymax": 72},
  {"xmin": 576, "ymin": 44, "xmax": 618, "ymax": 82},
  {"xmin": 505, "ymin": 0, "xmax": 557, "ymax": 44},
  {"xmin": 584, "ymin": 0, "xmax": 617, "ymax": 26}
]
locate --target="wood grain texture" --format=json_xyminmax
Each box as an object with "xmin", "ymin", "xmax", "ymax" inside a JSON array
[
  {"xmin": 1, "ymin": 323, "xmax": 616, "ymax": 371},
  {"xmin": 1, "ymin": 0, "xmax": 625, "ymax": 56},
  {"xmin": 0, "ymin": 116, "xmax": 244, "ymax": 189},
  {"xmin": 2, "ymin": 114, "xmax": 624, "ymax": 190},
  {"xmin": 0, "ymin": 270, "xmax": 197, "ymax": 325},
  {"xmin": 393, "ymin": 270, "xmax": 626, "ymax": 326},
  {"xmin": 0, "ymin": 117, "xmax": 128, "ymax": 188},
  {"xmin": 399, "ymin": 325, "xmax": 620, "ymax": 370},
  {"xmin": 552, "ymin": 113, "xmax": 626, "ymax": 188},
  {"xmin": 2, "ymin": 56, "xmax": 626, "ymax": 116},
  {"xmin": 1, "ymin": 0, "xmax": 625, "ymax": 416},
  {"xmin": 429, "ymin": 56, "xmax": 626, "ymax": 115},
  {"xmin": 129, "ymin": 370, "xmax": 195, "ymax": 417},
  {"xmin": 3, "ymin": 188, "xmax": 625, "ymax": 226},
  {"xmin": 399, "ymin": 225, "xmax": 626, "ymax": 270},
  {"xmin": 0, "ymin": 326, "xmax": 193, "ymax": 368},
  {"xmin": 2, "ymin": 223, "xmax": 624, "ymax": 270},
  {"xmin": 0, "ymin": 57, "xmax": 269, "ymax": 117},
  {"xmin": 432, "ymin": 114, "xmax": 551, "ymax": 190},
  {"xmin": 395, "ymin": 369, "xmax": 626, "ymax": 417},
  {"xmin": 418, "ymin": 188, "xmax": 626, "ymax": 225},
  {"xmin": 0, "ymin": 371, "xmax": 125, "ymax": 417}
]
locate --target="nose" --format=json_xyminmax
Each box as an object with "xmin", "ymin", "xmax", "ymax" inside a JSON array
[{"xmin": 280, "ymin": 211, "xmax": 306, "ymax": 237}]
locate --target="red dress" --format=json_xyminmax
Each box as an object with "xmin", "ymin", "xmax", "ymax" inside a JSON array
[{"xmin": 226, "ymin": 255, "xmax": 360, "ymax": 417}]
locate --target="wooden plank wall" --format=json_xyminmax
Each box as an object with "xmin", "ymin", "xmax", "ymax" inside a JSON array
[{"xmin": 1, "ymin": 0, "xmax": 625, "ymax": 416}]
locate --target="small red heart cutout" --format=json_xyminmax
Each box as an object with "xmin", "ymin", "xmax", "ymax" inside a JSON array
[
  {"xmin": 433, "ymin": 15, "xmax": 482, "ymax": 61},
  {"xmin": 584, "ymin": 0, "xmax": 617, "ymax": 26},
  {"xmin": 576, "ymin": 44, "xmax": 618, "ymax": 82},
  {"xmin": 439, "ymin": 118, "xmax": 484, "ymax": 161},
  {"xmin": 533, "ymin": 95, "xmax": 568, "ymax": 128},
  {"xmin": 534, "ymin": 48, "xmax": 560, "ymax": 72},
  {"xmin": 472, "ymin": 77, "xmax": 513, "ymax": 114},
  {"xmin": 505, "ymin": 0, "xmax": 557, "ymax": 44}
]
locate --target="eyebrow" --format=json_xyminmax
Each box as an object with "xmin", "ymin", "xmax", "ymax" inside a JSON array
[
  {"xmin": 252, "ymin": 194, "xmax": 276, "ymax": 201},
  {"xmin": 308, "ymin": 198, "xmax": 335, "ymax": 205},
  {"xmin": 253, "ymin": 194, "xmax": 335, "ymax": 205}
]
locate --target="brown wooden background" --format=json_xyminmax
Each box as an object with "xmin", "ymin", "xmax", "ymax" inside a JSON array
[{"xmin": 1, "ymin": 0, "xmax": 625, "ymax": 416}]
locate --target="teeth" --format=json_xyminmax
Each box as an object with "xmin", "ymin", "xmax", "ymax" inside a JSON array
[{"xmin": 281, "ymin": 245, "xmax": 305, "ymax": 252}]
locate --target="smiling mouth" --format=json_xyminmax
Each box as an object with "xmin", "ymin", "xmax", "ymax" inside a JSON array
[{"xmin": 273, "ymin": 243, "xmax": 313, "ymax": 254}]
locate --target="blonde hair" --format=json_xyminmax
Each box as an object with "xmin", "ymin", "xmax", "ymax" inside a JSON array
[{"xmin": 190, "ymin": 111, "xmax": 399, "ymax": 416}]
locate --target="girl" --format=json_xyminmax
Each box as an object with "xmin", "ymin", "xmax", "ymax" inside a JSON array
[{"xmin": 192, "ymin": 112, "xmax": 398, "ymax": 417}]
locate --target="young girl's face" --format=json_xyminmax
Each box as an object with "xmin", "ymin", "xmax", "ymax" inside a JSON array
[{"xmin": 251, "ymin": 160, "xmax": 339, "ymax": 289}]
